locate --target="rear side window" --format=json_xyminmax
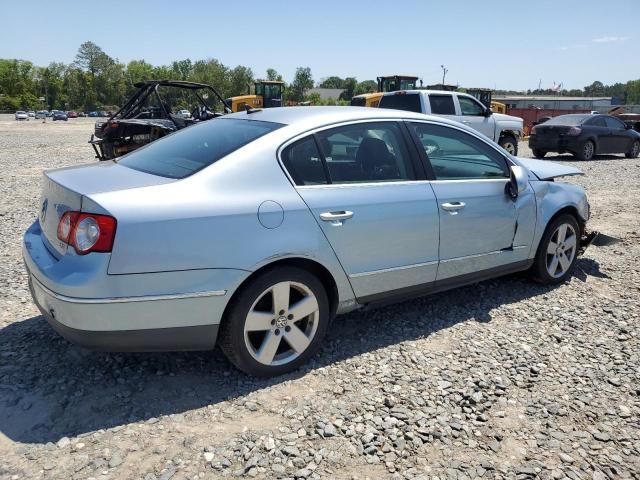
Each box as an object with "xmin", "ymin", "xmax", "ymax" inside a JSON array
[
  {"xmin": 429, "ymin": 95, "xmax": 456, "ymax": 115},
  {"xmin": 378, "ymin": 93, "xmax": 422, "ymax": 113},
  {"xmin": 588, "ymin": 117, "xmax": 607, "ymax": 127},
  {"xmin": 316, "ymin": 122, "xmax": 415, "ymax": 184},
  {"xmin": 118, "ymin": 118, "xmax": 283, "ymax": 179},
  {"xmin": 281, "ymin": 137, "xmax": 328, "ymax": 185}
]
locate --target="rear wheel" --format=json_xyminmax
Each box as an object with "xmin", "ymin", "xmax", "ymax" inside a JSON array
[
  {"xmin": 576, "ymin": 140, "xmax": 595, "ymax": 160},
  {"xmin": 219, "ymin": 267, "xmax": 330, "ymax": 377},
  {"xmin": 626, "ymin": 140, "xmax": 640, "ymax": 158},
  {"xmin": 530, "ymin": 214, "xmax": 580, "ymax": 284},
  {"xmin": 499, "ymin": 135, "xmax": 518, "ymax": 155},
  {"xmin": 532, "ymin": 148, "xmax": 547, "ymax": 159}
]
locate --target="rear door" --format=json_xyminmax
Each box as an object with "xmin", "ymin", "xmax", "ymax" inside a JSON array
[
  {"xmin": 455, "ymin": 94, "xmax": 495, "ymax": 140},
  {"xmin": 426, "ymin": 93, "xmax": 458, "ymax": 123},
  {"xmin": 281, "ymin": 120, "xmax": 440, "ymax": 300},
  {"xmin": 407, "ymin": 121, "xmax": 536, "ymax": 280}
]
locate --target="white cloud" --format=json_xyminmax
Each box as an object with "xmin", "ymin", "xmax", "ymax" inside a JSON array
[
  {"xmin": 592, "ymin": 36, "xmax": 628, "ymax": 43},
  {"xmin": 556, "ymin": 44, "xmax": 585, "ymax": 51}
]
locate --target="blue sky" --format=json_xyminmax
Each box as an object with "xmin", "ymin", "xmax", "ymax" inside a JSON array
[{"xmin": 2, "ymin": 0, "xmax": 638, "ymax": 90}]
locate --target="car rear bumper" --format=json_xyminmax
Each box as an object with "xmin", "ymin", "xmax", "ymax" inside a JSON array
[
  {"xmin": 23, "ymin": 220, "xmax": 246, "ymax": 351},
  {"xmin": 529, "ymin": 136, "xmax": 581, "ymax": 152}
]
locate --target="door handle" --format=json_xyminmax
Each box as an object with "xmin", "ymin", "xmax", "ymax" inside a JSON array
[
  {"xmin": 441, "ymin": 202, "xmax": 466, "ymax": 215},
  {"xmin": 320, "ymin": 210, "xmax": 353, "ymax": 225}
]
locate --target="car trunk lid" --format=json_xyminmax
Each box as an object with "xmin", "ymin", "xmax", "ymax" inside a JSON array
[{"xmin": 39, "ymin": 162, "xmax": 175, "ymax": 257}]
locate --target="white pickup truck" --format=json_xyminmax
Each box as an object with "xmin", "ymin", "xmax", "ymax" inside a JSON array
[{"xmin": 378, "ymin": 90, "xmax": 524, "ymax": 155}]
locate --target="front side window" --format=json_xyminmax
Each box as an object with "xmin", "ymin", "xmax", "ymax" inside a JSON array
[
  {"xmin": 409, "ymin": 122, "xmax": 508, "ymax": 180},
  {"xmin": 604, "ymin": 116, "xmax": 625, "ymax": 129},
  {"xmin": 458, "ymin": 96, "xmax": 486, "ymax": 116},
  {"xmin": 315, "ymin": 122, "xmax": 415, "ymax": 184},
  {"xmin": 119, "ymin": 118, "xmax": 283, "ymax": 179},
  {"xmin": 429, "ymin": 95, "xmax": 456, "ymax": 115}
]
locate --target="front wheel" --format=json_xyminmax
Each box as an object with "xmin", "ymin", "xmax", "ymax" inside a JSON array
[
  {"xmin": 218, "ymin": 267, "xmax": 330, "ymax": 377},
  {"xmin": 499, "ymin": 135, "xmax": 518, "ymax": 155},
  {"xmin": 530, "ymin": 214, "xmax": 580, "ymax": 284},
  {"xmin": 576, "ymin": 140, "xmax": 595, "ymax": 160},
  {"xmin": 626, "ymin": 140, "xmax": 640, "ymax": 158}
]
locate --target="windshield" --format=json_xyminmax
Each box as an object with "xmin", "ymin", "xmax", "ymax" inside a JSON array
[
  {"xmin": 381, "ymin": 77, "xmax": 418, "ymax": 92},
  {"xmin": 545, "ymin": 115, "xmax": 588, "ymax": 126},
  {"xmin": 118, "ymin": 118, "xmax": 283, "ymax": 179}
]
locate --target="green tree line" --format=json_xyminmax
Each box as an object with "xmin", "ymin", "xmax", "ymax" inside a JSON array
[{"xmin": 2, "ymin": 41, "xmax": 640, "ymax": 111}]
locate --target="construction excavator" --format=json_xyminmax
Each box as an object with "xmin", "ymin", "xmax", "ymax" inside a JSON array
[
  {"xmin": 226, "ymin": 80, "xmax": 284, "ymax": 112},
  {"xmin": 350, "ymin": 75, "xmax": 420, "ymax": 107}
]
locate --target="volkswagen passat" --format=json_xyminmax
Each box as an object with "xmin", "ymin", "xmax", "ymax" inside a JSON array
[{"xmin": 24, "ymin": 107, "xmax": 593, "ymax": 376}]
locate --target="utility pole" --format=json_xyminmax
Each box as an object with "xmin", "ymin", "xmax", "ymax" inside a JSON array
[{"xmin": 441, "ymin": 65, "xmax": 448, "ymax": 85}]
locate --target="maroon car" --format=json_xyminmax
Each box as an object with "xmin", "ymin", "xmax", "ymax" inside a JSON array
[{"xmin": 66, "ymin": 111, "xmax": 78, "ymax": 118}]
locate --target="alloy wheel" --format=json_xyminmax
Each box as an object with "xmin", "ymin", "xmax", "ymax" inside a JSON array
[
  {"xmin": 546, "ymin": 223, "xmax": 577, "ymax": 278},
  {"xmin": 583, "ymin": 141, "xmax": 594, "ymax": 160},
  {"xmin": 243, "ymin": 281, "xmax": 319, "ymax": 366}
]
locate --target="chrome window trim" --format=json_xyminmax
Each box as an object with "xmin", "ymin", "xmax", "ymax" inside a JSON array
[
  {"xmin": 31, "ymin": 274, "xmax": 226, "ymax": 305},
  {"xmin": 349, "ymin": 260, "xmax": 438, "ymax": 279}
]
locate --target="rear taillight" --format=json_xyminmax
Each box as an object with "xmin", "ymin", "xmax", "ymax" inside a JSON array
[
  {"xmin": 567, "ymin": 126, "xmax": 582, "ymax": 136},
  {"xmin": 57, "ymin": 212, "xmax": 117, "ymax": 255}
]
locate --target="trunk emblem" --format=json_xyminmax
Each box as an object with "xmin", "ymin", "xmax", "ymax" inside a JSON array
[{"xmin": 40, "ymin": 198, "xmax": 48, "ymax": 223}]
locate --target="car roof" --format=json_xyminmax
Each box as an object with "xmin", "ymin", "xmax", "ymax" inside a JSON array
[
  {"xmin": 381, "ymin": 89, "xmax": 468, "ymax": 96},
  {"xmin": 224, "ymin": 106, "xmax": 451, "ymax": 127}
]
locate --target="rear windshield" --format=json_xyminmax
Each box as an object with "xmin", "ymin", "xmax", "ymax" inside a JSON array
[
  {"xmin": 379, "ymin": 93, "xmax": 422, "ymax": 113},
  {"xmin": 118, "ymin": 118, "xmax": 283, "ymax": 179},
  {"xmin": 545, "ymin": 115, "xmax": 588, "ymax": 126}
]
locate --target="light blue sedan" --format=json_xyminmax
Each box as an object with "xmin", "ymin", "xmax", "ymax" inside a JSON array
[{"xmin": 24, "ymin": 107, "xmax": 593, "ymax": 376}]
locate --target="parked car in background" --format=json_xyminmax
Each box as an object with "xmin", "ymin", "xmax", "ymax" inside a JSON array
[
  {"xmin": 66, "ymin": 111, "xmax": 78, "ymax": 118},
  {"xmin": 27, "ymin": 111, "xmax": 36, "ymax": 118},
  {"xmin": 25, "ymin": 107, "xmax": 594, "ymax": 376},
  {"xmin": 52, "ymin": 111, "xmax": 68, "ymax": 121},
  {"xmin": 88, "ymin": 111, "xmax": 99, "ymax": 117},
  {"xmin": 529, "ymin": 114, "xmax": 640, "ymax": 160},
  {"xmin": 176, "ymin": 109, "xmax": 192, "ymax": 119},
  {"xmin": 36, "ymin": 110, "xmax": 49, "ymax": 119},
  {"xmin": 378, "ymin": 90, "xmax": 524, "ymax": 155},
  {"xmin": 15, "ymin": 111, "xmax": 29, "ymax": 121},
  {"xmin": 99, "ymin": 111, "xmax": 108, "ymax": 117},
  {"xmin": 78, "ymin": 112, "xmax": 87, "ymax": 117}
]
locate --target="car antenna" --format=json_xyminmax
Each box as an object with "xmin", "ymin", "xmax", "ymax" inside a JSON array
[{"xmin": 244, "ymin": 104, "xmax": 262, "ymax": 114}]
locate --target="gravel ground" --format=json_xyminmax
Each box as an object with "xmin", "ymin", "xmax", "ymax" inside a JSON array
[{"xmin": 0, "ymin": 114, "xmax": 638, "ymax": 480}]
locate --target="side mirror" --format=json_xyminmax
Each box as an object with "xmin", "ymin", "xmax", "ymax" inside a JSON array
[
  {"xmin": 624, "ymin": 123, "xmax": 632, "ymax": 130},
  {"xmin": 484, "ymin": 109, "xmax": 493, "ymax": 117},
  {"xmin": 507, "ymin": 165, "xmax": 528, "ymax": 199}
]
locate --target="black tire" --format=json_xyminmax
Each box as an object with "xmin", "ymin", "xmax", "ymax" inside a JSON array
[
  {"xmin": 218, "ymin": 266, "xmax": 330, "ymax": 377},
  {"xmin": 532, "ymin": 148, "xmax": 547, "ymax": 159},
  {"xmin": 530, "ymin": 214, "xmax": 581, "ymax": 284},
  {"xmin": 499, "ymin": 135, "xmax": 518, "ymax": 155},
  {"xmin": 576, "ymin": 140, "xmax": 595, "ymax": 161},
  {"xmin": 626, "ymin": 140, "xmax": 640, "ymax": 159}
]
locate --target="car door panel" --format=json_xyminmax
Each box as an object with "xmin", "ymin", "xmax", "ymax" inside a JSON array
[
  {"xmin": 407, "ymin": 120, "xmax": 536, "ymax": 281},
  {"xmin": 454, "ymin": 95, "xmax": 495, "ymax": 140},
  {"xmin": 433, "ymin": 180, "xmax": 536, "ymax": 279},
  {"xmin": 297, "ymin": 184, "xmax": 439, "ymax": 298}
]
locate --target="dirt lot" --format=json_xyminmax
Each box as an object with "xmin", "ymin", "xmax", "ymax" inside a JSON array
[{"xmin": 0, "ymin": 114, "xmax": 638, "ymax": 480}]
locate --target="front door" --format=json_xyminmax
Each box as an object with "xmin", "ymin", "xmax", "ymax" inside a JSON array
[
  {"xmin": 407, "ymin": 121, "xmax": 536, "ymax": 280},
  {"xmin": 281, "ymin": 121, "xmax": 440, "ymax": 300}
]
